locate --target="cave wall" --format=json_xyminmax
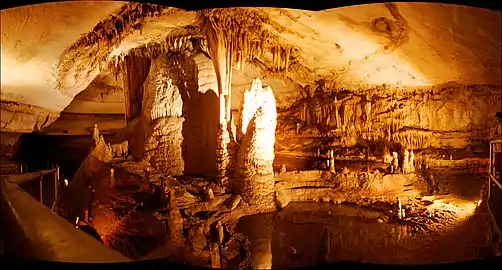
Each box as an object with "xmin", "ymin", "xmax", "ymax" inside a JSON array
[
  {"xmin": 62, "ymin": 72, "xmax": 126, "ymax": 114},
  {"xmin": 276, "ymin": 84, "xmax": 501, "ymax": 153},
  {"xmin": 1, "ymin": 101, "xmax": 60, "ymax": 133}
]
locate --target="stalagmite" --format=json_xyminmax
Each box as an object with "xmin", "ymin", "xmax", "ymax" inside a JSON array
[
  {"xmin": 409, "ymin": 151, "xmax": 415, "ymax": 173},
  {"xmin": 239, "ymin": 214, "xmax": 274, "ymax": 269},
  {"xmin": 141, "ymin": 54, "xmax": 184, "ymax": 175},
  {"xmin": 109, "ymin": 168, "xmax": 116, "ymax": 188},
  {"xmin": 211, "ymin": 243, "xmax": 221, "ymax": 268},
  {"xmin": 329, "ymin": 150, "xmax": 335, "ymax": 173},
  {"xmin": 93, "ymin": 124, "xmax": 99, "ymax": 144},
  {"xmin": 402, "ymin": 150, "xmax": 410, "ymax": 175},
  {"xmin": 216, "ymin": 220, "xmax": 224, "ymax": 245},
  {"xmin": 391, "ymin": 152, "xmax": 399, "ymax": 174},
  {"xmin": 233, "ymin": 79, "xmax": 277, "ymax": 209},
  {"xmin": 396, "ymin": 197, "xmax": 405, "ymax": 220},
  {"xmin": 280, "ymin": 164, "xmax": 287, "ymax": 174}
]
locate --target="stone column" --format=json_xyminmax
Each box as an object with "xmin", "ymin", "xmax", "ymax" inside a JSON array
[
  {"xmin": 233, "ymin": 79, "xmax": 277, "ymax": 210},
  {"xmin": 141, "ymin": 54, "xmax": 185, "ymax": 176}
]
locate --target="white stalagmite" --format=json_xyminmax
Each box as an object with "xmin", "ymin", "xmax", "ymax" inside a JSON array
[
  {"xmin": 233, "ymin": 78, "xmax": 278, "ymax": 208},
  {"xmin": 403, "ymin": 150, "xmax": 410, "ymax": 174},
  {"xmin": 409, "ymin": 151, "xmax": 415, "ymax": 173},
  {"xmin": 93, "ymin": 124, "xmax": 99, "ymax": 144},
  {"xmin": 391, "ymin": 152, "xmax": 399, "ymax": 174},
  {"xmin": 240, "ymin": 78, "xmax": 277, "ymax": 137}
]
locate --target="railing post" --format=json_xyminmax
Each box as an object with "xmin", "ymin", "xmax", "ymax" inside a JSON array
[
  {"xmin": 490, "ymin": 142, "xmax": 493, "ymax": 177},
  {"xmin": 55, "ymin": 166, "xmax": 60, "ymax": 213},
  {"xmin": 39, "ymin": 173, "xmax": 43, "ymax": 205}
]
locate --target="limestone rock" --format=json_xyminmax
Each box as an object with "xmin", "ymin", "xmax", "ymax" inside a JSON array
[
  {"xmin": 143, "ymin": 117, "xmax": 185, "ymax": 175},
  {"xmin": 232, "ymin": 79, "xmax": 277, "ymax": 207},
  {"xmin": 238, "ymin": 78, "xmax": 278, "ymax": 140},
  {"xmin": 142, "ymin": 54, "xmax": 183, "ymax": 122},
  {"xmin": 188, "ymin": 225, "xmax": 207, "ymax": 255},
  {"xmin": 210, "ymin": 243, "xmax": 221, "ymax": 268},
  {"xmin": 280, "ymin": 164, "xmax": 287, "ymax": 174},
  {"xmin": 140, "ymin": 54, "xmax": 193, "ymax": 175}
]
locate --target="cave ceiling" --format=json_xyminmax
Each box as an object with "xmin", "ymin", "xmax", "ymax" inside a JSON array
[{"xmin": 1, "ymin": 2, "xmax": 501, "ymax": 114}]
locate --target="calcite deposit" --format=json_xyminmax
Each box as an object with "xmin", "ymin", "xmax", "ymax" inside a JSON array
[
  {"xmin": 233, "ymin": 79, "xmax": 278, "ymax": 209},
  {"xmin": 1, "ymin": 2, "xmax": 501, "ymax": 268},
  {"xmin": 141, "ymin": 54, "xmax": 185, "ymax": 175}
]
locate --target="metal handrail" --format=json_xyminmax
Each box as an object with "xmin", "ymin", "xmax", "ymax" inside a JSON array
[
  {"xmin": 489, "ymin": 174, "xmax": 502, "ymax": 189},
  {"xmin": 1, "ymin": 169, "xmax": 56, "ymax": 185},
  {"xmin": 1, "ymin": 179, "xmax": 130, "ymax": 262}
]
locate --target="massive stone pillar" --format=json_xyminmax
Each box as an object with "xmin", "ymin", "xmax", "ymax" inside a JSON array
[
  {"xmin": 233, "ymin": 79, "xmax": 277, "ymax": 210},
  {"xmin": 140, "ymin": 52, "xmax": 219, "ymax": 177},
  {"xmin": 141, "ymin": 54, "xmax": 185, "ymax": 175}
]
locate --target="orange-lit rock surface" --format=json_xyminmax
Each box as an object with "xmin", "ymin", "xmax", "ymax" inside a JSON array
[
  {"xmin": 1, "ymin": 2, "xmax": 500, "ymax": 135},
  {"xmin": 2, "ymin": 2, "xmax": 501, "ymax": 267}
]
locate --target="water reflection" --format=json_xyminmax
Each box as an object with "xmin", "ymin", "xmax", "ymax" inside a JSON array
[
  {"xmin": 237, "ymin": 213, "xmax": 275, "ymax": 269},
  {"xmin": 237, "ymin": 202, "xmax": 416, "ymax": 268}
]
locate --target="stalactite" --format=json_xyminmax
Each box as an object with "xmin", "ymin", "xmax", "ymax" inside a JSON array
[
  {"xmin": 121, "ymin": 53, "xmax": 151, "ymax": 124},
  {"xmin": 392, "ymin": 129, "xmax": 432, "ymax": 150}
]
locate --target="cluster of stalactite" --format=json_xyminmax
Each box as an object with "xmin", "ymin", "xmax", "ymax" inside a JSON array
[
  {"xmin": 293, "ymin": 82, "xmax": 446, "ymax": 151},
  {"xmin": 200, "ymin": 8, "xmax": 295, "ymax": 74},
  {"xmin": 68, "ymin": 3, "xmax": 165, "ymax": 52},
  {"xmin": 108, "ymin": 25, "xmax": 203, "ymax": 79},
  {"xmin": 380, "ymin": 110, "xmax": 406, "ymax": 139},
  {"xmin": 299, "ymin": 88, "xmax": 373, "ymax": 134},
  {"xmin": 392, "ymin": 129, "xmax": 432, "ymax": 150},
  {"xmin": 57, "ymin": 3, "xmax": 169, "ymax": 90}
]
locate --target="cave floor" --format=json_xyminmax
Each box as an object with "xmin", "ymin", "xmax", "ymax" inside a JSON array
[
  {"xmin": 256, "ymin": 198, "xmax": 493, "ymax": 268},
  {"xmin": 55, "ymin": 154, "xmax": 495, "ymax": 266},
  {"xmin": 243, "ymin": 158, "xmax": 496, "ymax": 267}
]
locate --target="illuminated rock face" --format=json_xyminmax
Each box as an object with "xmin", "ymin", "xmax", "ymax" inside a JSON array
[
  {"xmin": 141, "ymin": 54, "xmax": 185, "ymax": 175},
  {"xmin": 140, "ymin": 52, "xmax": 219, "ymax": 176},
  {"xmin": 65, "ymin": 129, "xmax": 113, "ymax": 222},
  {"xmin": 277, "ymin": 84, "xmax": 501, "ymax": 152},
  {"xmin": 233, "ymin": 79, "xmax": 277, "ymax": 208},
  {"xmin": 0, "ymin": 102, "xmax": 59, "ymax": 133},
  {"xmin": 239, "ymin": 78, "xmax": 278, "ymax": 141},
  {"xmin": 216, "ymin": 124, "xmax": 235, "ymax": 186}
]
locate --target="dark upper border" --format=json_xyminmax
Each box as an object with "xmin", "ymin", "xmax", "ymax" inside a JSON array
[{"xmin": 0, "ymin": 0, "xmax": 501, "ymax": 11}]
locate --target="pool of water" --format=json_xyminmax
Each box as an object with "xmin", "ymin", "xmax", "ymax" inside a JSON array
[{"xmin": 237, "ymin": 201, "xmax": 490, "ymax": 268}]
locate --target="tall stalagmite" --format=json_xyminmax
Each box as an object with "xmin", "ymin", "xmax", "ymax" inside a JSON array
[
  {"xmin": 141, "ymin": 54, "xmax": 185, "ymax": 175},
  {"xmin": 233, "ymin": 79, "xmax": 277, "ymax": 210},
  {"xmin": 200, "ymin": 8, "xmax": 293, "ymax": 184}
]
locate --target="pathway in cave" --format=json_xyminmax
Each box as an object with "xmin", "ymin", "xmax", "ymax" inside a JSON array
[{"xmin": 18, "ymin": 174, "xmax": 56, "ymax": 210}]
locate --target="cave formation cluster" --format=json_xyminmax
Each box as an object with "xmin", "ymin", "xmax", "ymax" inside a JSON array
[{"xmin": 39, "ymin": 3, "xmax": 501, "ymax": 268}]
